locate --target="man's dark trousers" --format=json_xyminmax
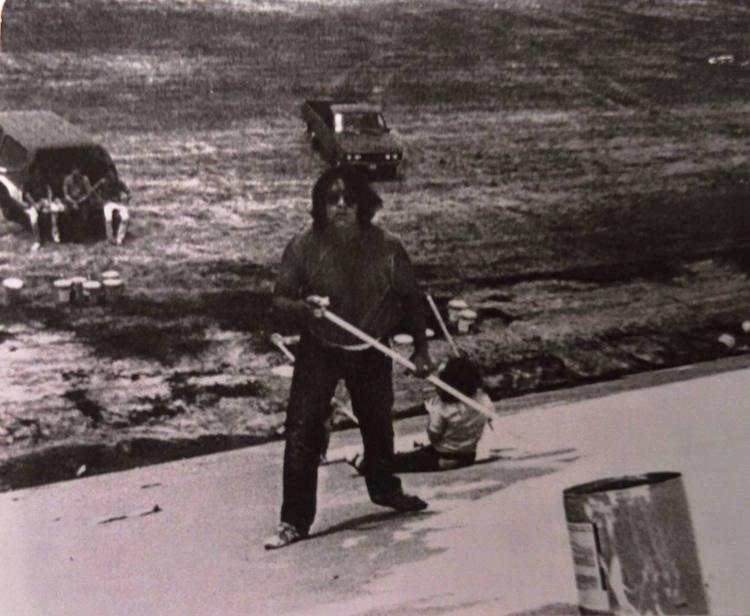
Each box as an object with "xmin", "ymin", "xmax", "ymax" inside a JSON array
[{"xmin": 281, "ymin": 335, "xmax": 402, "ymax": 532}]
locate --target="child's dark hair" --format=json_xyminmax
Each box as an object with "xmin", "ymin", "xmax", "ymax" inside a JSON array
[{"xmin": 437, "ymin": 355, "xmax": 483, "ymax": 403}]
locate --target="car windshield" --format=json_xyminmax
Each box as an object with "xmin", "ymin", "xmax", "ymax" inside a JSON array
[
  {"xmin": 34, "ymin": 145, "xmax": 114, "ymax": 178},
  {"xmin": 336, "ymin": 112, "xmax": 387, "ymax": 134}
]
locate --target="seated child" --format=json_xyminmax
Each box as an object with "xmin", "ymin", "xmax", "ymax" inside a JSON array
[{"xmin": 349, "ymin": 355, "xmax": 492, "ymax": 474}]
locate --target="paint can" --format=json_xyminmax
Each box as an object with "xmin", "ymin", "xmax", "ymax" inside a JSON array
[
  {"xmin": 392, "ymin": 333, "xmax": 413, "ymax": 346},
  {"xmin": 457, "ymin": 309, "xmax": 477, "ymax": 334},
  {"xmin": 101, "ymin": 270, "xmax": 120, "ymax": 281},
  {"xmin": 69, "ymin": 276, "xmax": 87, "ymax": 303},
  {"xmin": 563, "ymin": 472, "xmax": 707, "ymax": 615},
  {"xmin": 2, "ymin": 277, "xmax": 24, "ymax": 306},
  {"xmin": 447, "ymin": 298, "xmax": 468, "ymax": 324},
  {"xmin": 271, "ymin": 365, "xmax": 294, "ymax": 378},
  {"xmin": 82, "ymin": 280, "xmax": 103, "ymax": 305},
  {"xmin": 53, "ymin": 278, "xmax": 73, "ymax": 304},
  {"xmin": 102, "ymin": 278, "xmax": 124, "ymax": 304}
]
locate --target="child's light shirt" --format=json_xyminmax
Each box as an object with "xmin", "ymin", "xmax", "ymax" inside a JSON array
[{"xmin": 425, "ymin": 390, "xmax": 492, "ymax": 456}]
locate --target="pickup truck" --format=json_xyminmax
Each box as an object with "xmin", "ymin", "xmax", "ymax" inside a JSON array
[{"xmin": 301, "ymin": 100, "xmax": 403, "ymax": 178}]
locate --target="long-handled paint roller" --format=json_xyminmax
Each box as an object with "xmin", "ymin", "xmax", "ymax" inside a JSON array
[
  {"xmin": 270, "ymin": 332, "xmax": 295, "ymax": 362},
  {"xmin": 307, "ymin": 298, "xmax": 535, "ymax": 461},
  {"xmin": 306, "ymin": 297, "xmax": 496, "ymax": 422},
  {"xmin": 71, "ymin": 177, "xmax": 107, "ymax": 207},
  {"xmin": 425, "ymin": 293, "xmax": 461, "ymax": 358},
  {"xmin": 269, "ymin": 331, "xmax": 358, "ymax": 425}
]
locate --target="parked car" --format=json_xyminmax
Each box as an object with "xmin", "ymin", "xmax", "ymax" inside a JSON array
[
  {"xmin": 301, "ymin": 99, "xmax": 404, "ymax": 178},
  {"xmin": 0, "ymin": 110, "xmax": 123, "ymax": 241}
]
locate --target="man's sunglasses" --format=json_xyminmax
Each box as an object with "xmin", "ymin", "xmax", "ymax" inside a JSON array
[{"xmin": 326, "ymin": 190, "xmax": 354, "ymax": 206}]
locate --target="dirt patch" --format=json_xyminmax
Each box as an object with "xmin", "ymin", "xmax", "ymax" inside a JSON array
[{"xmin": 2, "ymin": 0, "xmax": 750, "ymax": 491}]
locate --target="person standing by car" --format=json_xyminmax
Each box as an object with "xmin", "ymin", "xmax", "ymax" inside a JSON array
[
  {"xmin": 22, "ymin": 186, "xmax": 43, "ymax": 249},
  {"xmin": 264, "ymin": 167, "xmax": 433, "ymax": 550},
  {"xmin": 99, "ymin": 170, "xmax": 131, "ymax": 245},
  {"xmin": 63, "ymin": 167, "xmax": 99, "ymax": 241},
  {"xmin": 23, "ymin": 166, "xmax": 64, "ymax": 248},
  {"xmin": 62, "ymin": 167, "xmax": 93, "ymax": 209}
]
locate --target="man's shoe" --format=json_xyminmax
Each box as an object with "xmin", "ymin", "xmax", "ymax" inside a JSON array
[
  {"xmin": 264, "ymin": 522, "xmax": 307, "ymax": 550},
  {"xmin": 372, "ymin": 491, "xmax": 428, "ymax": 512}
]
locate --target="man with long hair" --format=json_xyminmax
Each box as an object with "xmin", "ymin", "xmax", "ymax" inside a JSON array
[{"xmin": 265, "ymin": 167, "xmax": 433, "ymax": 549}]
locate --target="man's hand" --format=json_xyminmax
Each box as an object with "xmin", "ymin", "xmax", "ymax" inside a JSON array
[
  {"xmin": 306, "ymin": 295, "xmax": 330, "ymax": 318},
  {"xmin": 272, "ymin": 296, "xmax": 322, "ymax": 326},
  {"xmin": 409, "ymin": 348, "xmax": 435, "ymax": 378}
]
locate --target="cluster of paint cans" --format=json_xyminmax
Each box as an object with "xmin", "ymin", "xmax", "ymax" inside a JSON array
[
  {"xmin": 3, "ymin": 271, "xmax": 126, "ymax": 307},
  {"xmin": 390, "ymin": 298, "xmax": 478, "ymax": 347},
  {"xmin": 392, "ymin": 328, "xmax": 435, "ymax": 347},
  {"xmin": 53, "ymin": 270, "xmax": 125, "ymax": 306},
  {"xmin": 447, "ymin": 298, "xmax": 477, "ymax": 333},
  {"xmin": 717, "ymin": 321, "xmax": 750, "ymax": 350}
]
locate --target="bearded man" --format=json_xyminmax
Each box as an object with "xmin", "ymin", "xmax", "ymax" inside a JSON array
[{"xmin": 265, "ymin": 167, "xmax": 433, "ymax": 549}]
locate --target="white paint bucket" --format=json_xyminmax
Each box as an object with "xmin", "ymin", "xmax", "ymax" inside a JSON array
[
  {"xmin": 102, "ymin": 278, "xmax": 124, "ymax": 303},
  {"xmin": 563, "ymin": 473, "xmax": 707, "ymax": 615},
  {"xmin": 271, "ymin": 365, "xmax": 294, "ymax": 378},
  {"xmin": 2, "ymin": 277, "xmax": 24, "ymax": 306},
  {"xmin": 457, "ymin": 309, "xmax": 477, "ymax": 334},
  {"xmin": 53, "ymin": 278, "xmax": 73, "ymax": 304},
  {"xmin": 69, "ymin": 276, "xmax": 87, "ymax": 303},
  {"xmin": 447, "ymin": 298, "xmax": 468, "ymax": 324},
  {"xmin": 393, "ymin": 333, "xmax": 413, "ymax": 345},
  {"xmin": 82, "ymin": 280, "xmax": 103, "ymax": 305},
  {"xmin": 101, "ymin": 270, "xmax": 120, "ymax": 281}
]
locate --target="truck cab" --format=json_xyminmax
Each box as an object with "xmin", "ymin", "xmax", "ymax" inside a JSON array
[{"xmin": 301, "ymin": 100, "xmax": 404, "ymax": 178}]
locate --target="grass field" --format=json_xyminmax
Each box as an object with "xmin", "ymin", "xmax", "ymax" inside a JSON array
[{"xmin": 1, "ymin": 0, "xmax": 749, "ymax": 489}]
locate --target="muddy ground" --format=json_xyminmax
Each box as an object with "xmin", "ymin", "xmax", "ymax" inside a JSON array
[{"xmin": 1, "ymin": 0, "xmax": 749, "ymax": 491}]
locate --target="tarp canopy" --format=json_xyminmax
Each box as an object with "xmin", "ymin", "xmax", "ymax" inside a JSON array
[{"xmin": 0, "ymin": 111, "xmax": 97, "ymax": 151}]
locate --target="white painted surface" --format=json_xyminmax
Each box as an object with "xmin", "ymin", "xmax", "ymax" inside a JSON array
[{"xmin": 1, "ymin": 365, "xmax": 749, "ymax": 615}]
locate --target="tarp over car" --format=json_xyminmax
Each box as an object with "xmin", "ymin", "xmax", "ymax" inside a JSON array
[
  {"xmin": 0, "ymin": 111, "xmax": 122, "ymax": 242},
  {"xmin": 0, "ymin": 111, "xmax": 97, "ymax": 152}
]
